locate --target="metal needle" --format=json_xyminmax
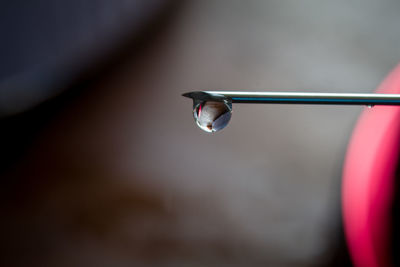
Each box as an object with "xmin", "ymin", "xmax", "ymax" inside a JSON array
[{"xmin": 183, "ymin": 91, "xmax": 400, "ymax": 106}]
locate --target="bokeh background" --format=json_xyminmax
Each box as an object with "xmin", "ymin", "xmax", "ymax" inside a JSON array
[{"xmin": 2, "ymin": 1, "xmax": 400, "ymax": 266}]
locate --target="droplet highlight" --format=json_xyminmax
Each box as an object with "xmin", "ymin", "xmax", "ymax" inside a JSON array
[{"xmin": 193, "ymin": 100, "xmax": 232, "ymax": 132}]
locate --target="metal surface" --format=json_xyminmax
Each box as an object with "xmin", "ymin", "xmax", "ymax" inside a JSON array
[{"xmin": 183, "ymin": 91, "xmax": 400, "ymax": 105}]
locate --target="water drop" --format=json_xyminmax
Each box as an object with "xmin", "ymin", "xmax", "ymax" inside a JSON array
[
  {"xmin": 193, "ymin": 100, "xmax": 232, "ymax": 132},
  {"xmin": 367, "ymin": 105, "xmax": 374, "ymax": 109}
]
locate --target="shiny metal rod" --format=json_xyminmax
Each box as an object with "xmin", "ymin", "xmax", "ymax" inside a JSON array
[{"xmin": 182, "ymin": 91, "xmax": 400, "ymax": 105}]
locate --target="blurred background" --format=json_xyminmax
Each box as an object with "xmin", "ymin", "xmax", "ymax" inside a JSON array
[{"xmin": 1, "ymin": 0, "xmax": 400, "ymax": 266}]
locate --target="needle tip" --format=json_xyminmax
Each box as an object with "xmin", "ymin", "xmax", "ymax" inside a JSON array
[{"xmin": 182, "ymin": 92, "xmax": 193, "ymax": 98}]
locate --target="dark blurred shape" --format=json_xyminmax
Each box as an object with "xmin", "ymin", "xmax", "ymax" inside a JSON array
[
  {"xmin": 0, "ymin": 0, "xmax": 170, "ymax": 116},
  {"xmin": 0, "ymin": 0, "xmax": 179, "ymax": 174}
]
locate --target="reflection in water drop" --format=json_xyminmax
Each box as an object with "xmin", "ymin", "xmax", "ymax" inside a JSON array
[{"xmin": 193, "ymin": 100, "xmax": 232, "ymax": 132}]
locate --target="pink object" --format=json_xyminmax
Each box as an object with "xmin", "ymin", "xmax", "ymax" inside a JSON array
[{"xmin": 343, "ymin": 64, "xmax": 400, "ymax": 267}]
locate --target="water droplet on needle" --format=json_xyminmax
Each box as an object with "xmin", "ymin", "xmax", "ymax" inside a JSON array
[{"xmin": 193, "ymin": 100, "xmax": 232, "ymax": 132}]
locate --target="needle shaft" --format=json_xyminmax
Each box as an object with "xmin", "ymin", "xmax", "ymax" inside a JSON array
[{"xmin": 191, "ymin": 91, "xmax": 400, "ymax": 105}]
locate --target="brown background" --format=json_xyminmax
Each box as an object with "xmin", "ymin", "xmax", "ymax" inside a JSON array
[{"xmin": 2, "ymin": 1, "xmax": 400, "ymax": 266}]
